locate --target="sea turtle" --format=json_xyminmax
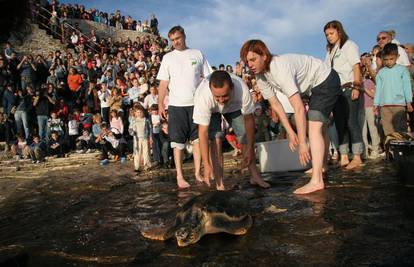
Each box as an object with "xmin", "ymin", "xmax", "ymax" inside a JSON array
[{"xmin": 140, "ymin": 191, "xmax": 252, "ymax": 247}]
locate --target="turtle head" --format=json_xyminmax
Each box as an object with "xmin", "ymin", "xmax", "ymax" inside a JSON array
[{"xmin": 175, "ymin": 222, "xmax": 203, "ymax": 247}]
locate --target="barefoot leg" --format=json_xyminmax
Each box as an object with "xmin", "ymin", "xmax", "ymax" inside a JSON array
[
  {"xmin": 174, "ymin": 147, "xmax": 190, "ymax": 188},
  {"xmin": 192, "ymin": 140, "xmax": 204, "ymax": 183},
  {"xmin": 211, "ymin": 138, "xmax": 225, "ymax": 190},
  {"xmin": 243, "ymin": 145, "xmax": 270, "ymax": 189},
  {"xmin": 294, "ymin": 121, "xmax": 325, "ymax": 194}
]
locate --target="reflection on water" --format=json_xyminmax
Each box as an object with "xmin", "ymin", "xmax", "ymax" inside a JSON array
[{"xmin": 0, "ymin": 160, "xmax": 413, "ymax": 266}]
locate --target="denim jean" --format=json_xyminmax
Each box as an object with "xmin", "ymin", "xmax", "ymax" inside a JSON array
[
  {"xmin": 161, "ymin": 140, "xmax": 172, "ymax": 164},
  {"xmin": 37, "ymin": 115, "xmax": 49, "ymax": 140},
  {"xmin": 334, "ymin": 89, "xmax": 364, "ymax": 155},
  {"xmin": 14, "ymin": 110, "xmax": 30, "ymax": 139},
  {"xmin": 362, "ymin": 107, "xmax": 381, "ymax": 154},
  {"xmin": 151, "ymin": 133, "xmax": 162, "ymax": 163}
]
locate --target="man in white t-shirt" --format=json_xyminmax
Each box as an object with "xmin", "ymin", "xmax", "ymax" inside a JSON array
[
  {"xmin": 157, "ymin": 26, "xmax": 211, "ymax": 188},
  {"xmin": 241, "ymin": 39, "xmax": 342, "ymax": 195},
  {"xmin": 193, "ymin": 71, "xmax": 270, "ymax": 190}
]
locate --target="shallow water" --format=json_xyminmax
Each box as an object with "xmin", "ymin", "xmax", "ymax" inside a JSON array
[{"xmin": 0, "ymin": 159, "xmax": 413, "ymax": 266}]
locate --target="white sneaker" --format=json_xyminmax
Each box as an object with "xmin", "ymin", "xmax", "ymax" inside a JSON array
[{"xmin": 86, "ymin": 149, "xmax": 91, "ymax": 153}]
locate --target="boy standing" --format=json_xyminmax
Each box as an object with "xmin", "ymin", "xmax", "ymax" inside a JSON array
[{"xmin": 374, "ymin": 43, "xmax": 413, "ymax": 136}]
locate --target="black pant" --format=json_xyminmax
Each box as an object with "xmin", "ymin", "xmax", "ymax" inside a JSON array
[{"xmin": 101, "ymin": 141, "xmax": 125, "ymax": 159}]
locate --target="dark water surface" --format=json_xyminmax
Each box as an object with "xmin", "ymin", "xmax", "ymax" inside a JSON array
[{"xmin": 0, "ymin": 159, "xmax": 413, "ymax": 266}]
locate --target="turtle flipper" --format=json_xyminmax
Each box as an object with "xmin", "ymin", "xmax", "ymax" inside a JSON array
[
  {"xmin": 141, "ymin": 226, "xmax": 175, "ymax": 241},
  {"xmin": 208, "ymin": 214, "xmax": 252, "ymax": 235}
]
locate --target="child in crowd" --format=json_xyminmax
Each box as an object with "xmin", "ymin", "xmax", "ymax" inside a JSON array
[
  {"xmin": 160, "ymin": 121, "xmax": 172, "ymax": 168},
  {"xmin": 254, "ymin": 104, "xmax": 270, "ymax": 142},
  {"xmin": 374, "ymin": 43, "xmax": 413, "ymax": 136},
  {"xmin": 95, "ymin": 122, "xmax": 126, "ymax": 165},
  {"xmin": 67, "ymin": 113, "xmax": 80, "ymax": 151},
  {"xmin": 10, "ymin": 134, "xmax": 30, "ymax": 160},
  {"xmin": 76, "ymin": 129, "xmax": 93, "ymax": 153},
  {"xmin": 48, "ymin": 130, "xmax": 64, "ymax": 158},
  {"xmin": 92, "ymin": 113, "xmax": 103, "ymax": 141},
  {"xmin": 48, "ymin": 111, "xmax": 64, "ymax": 137},
  {"xmin": 129, "ymin": 106, "xmax": 151, "ymax": 172},
  {"xmin": 225, "ymin": 127, "xmax": 241, "ymax": 157},
  {"xmin": 109, "ymin": 109, "xmax": 124, "ymax": 136},
  {"xmin": 29, "ymin": 135, "xmax": 46, "ymax": 163},
  {"xmin": 150, "ymin": 104, "xmax": 162, "ymax": 167},
  {"xmin": 80, "ymin": 105, "xmax": 93, "ymax": 131},
  {"xmin": 361, "ymin": 54, "xmax": 382, "ymax": 159}
]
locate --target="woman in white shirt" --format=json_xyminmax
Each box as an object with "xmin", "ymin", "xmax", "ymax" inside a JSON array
[
  {"xmin": 324, "ymin": 20, "xmax": 363, "ymax": 169},
  {"xmin": 240, "ymin": 40, "xmax": 342, "ymax": 194}
]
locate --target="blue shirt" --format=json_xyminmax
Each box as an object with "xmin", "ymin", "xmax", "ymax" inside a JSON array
[{"xmin": 374, "ymin": 64, "xmax": 412, "ymax": 106}]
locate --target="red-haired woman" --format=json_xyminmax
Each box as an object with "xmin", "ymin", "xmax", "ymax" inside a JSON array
[{"xmin": 240, "ymin": 40, "xmax": 342, "ymax": 194}]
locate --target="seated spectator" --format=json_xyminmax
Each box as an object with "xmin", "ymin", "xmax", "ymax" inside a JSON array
[
  {"xmin": 28, "ymin": 135, "xmax": 47, "ymax": 163},
  {"xmin": 109, "ymin": 109, "xmax": 124, "ymax": 135},
  {"xmin": 10, "ymin": 134, "xmax": 30, "ymax": 160},
  {"xmin": 95, "ymin": 122, "xmax": 126, "ymax": 164},
  {"xmin": 80, "ymin": 106, "xmax": 93, "ymax": 131},
  {"xmin": 92, "ymin": 113, "xmax": 103, "ymax": 140},
  {"xmin": 48, "ymin": 130, "xmax": 64, "ymax": 158},
  {"xmin": 76, "ymin": 129, "xmax": 93, "ymax": 153},
  {"xmin": 0, "ymin": 112, "xmax": 14, "ymax": 149}
]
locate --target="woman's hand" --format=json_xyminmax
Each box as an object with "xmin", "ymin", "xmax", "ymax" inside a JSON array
[
  {"xmin": 298, "ymin": 142, "xmax": 311, "ymax": 166},
  {"xmin": 287, "ymin": 130, "xmax": 299, "ymax": 151}
]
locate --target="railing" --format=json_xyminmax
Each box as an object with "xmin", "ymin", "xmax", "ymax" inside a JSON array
[{"xmin": 35, "ymin": 6, "xmax": 100, "ymax": 54}]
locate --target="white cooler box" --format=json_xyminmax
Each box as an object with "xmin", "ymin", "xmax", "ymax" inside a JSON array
[{"xmin": 256, "ymin": 139, "xmax": 311, "ymax": 172}]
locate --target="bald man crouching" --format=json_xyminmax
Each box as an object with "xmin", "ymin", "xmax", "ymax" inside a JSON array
[{"xmin": 193, "ymin": 70, "xmax": 270, "ymax": 190}]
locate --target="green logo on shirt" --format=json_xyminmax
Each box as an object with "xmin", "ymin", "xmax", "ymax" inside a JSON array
[{"xmin": 190, "ymin": 58, "xmax": 197, "ymax": 66}]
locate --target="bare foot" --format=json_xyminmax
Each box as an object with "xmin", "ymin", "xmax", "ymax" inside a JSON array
[
  {"xmin": 345, "ymin": 158, "xmax": 362, "ymax": 170},
  {"xmin": 203, "ymin": 178, "xmax": 211, "ymax": 187},
  {"xmin": 195, "ymin": 173, "xmax": 204, "ymax": 183},
  {"xmin": 241, "ymin": 167, "xmax": 249, "ymax": 175},
  {"xmin": 305, "ymin": 168, "xmax": 326, "ymax": 175},
  {"xmin": 177, "ymin": 178, "xmax": 190, "ymax": 189},
  {"xmin": 340, "ymin": 158, "xmax": 350, "ymax": 167},
  {"xmin": 250, "ymin": 179, "xmax": 270, "ymax": 189},
  {"xmin": 216, "ymin": 183, "xmax": 225, "ymax": 191},
  {"xmin": 293, "ymin": 181, "xmax": 324, "ymax": 194}
]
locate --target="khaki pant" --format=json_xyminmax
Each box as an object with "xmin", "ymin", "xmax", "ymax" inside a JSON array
[
  {"xmin": 133, "ymin": 137, "xmax": 151, "ymax": 171},
  {"xmin": 380, "ymin": 106, "xmax": 407, "ymax": 136}
]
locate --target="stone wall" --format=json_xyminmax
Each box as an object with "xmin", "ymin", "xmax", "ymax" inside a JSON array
[{"xmin": 7, "ymin": 24, "xmax": 70, "ymax": 57}]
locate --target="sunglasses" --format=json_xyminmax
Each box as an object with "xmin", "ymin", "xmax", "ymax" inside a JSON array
[{"xmin": 377, "ymin": 36, "xmax": 387, "ymax": 41}]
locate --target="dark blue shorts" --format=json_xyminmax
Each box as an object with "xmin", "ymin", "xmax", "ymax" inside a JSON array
[
  {"xmin": 168, "ymin": 105, "xmax": 198, "ymax": 144},
  {"xmin": 308, "ymin": 70, "xmax": 341, "ymax": 124}
]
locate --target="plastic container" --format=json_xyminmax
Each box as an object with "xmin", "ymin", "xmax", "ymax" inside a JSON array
[{"xmin": 256, "ymin": 139, "xmax": 311, "ymax": 172}]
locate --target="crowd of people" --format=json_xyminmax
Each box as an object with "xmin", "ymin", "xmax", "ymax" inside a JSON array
[
  {"xmin": 35, "ymin": 0, "xmax": 160, "ymax": 37},
  {"xmin": 1, "ymin": 1, "xmax": 413, "ymax": 194}
]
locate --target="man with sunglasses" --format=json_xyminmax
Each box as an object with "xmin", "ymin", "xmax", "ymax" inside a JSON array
[{"xmin": 376, "ymin": 31, "xmax": 410, "ymax": 67}]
